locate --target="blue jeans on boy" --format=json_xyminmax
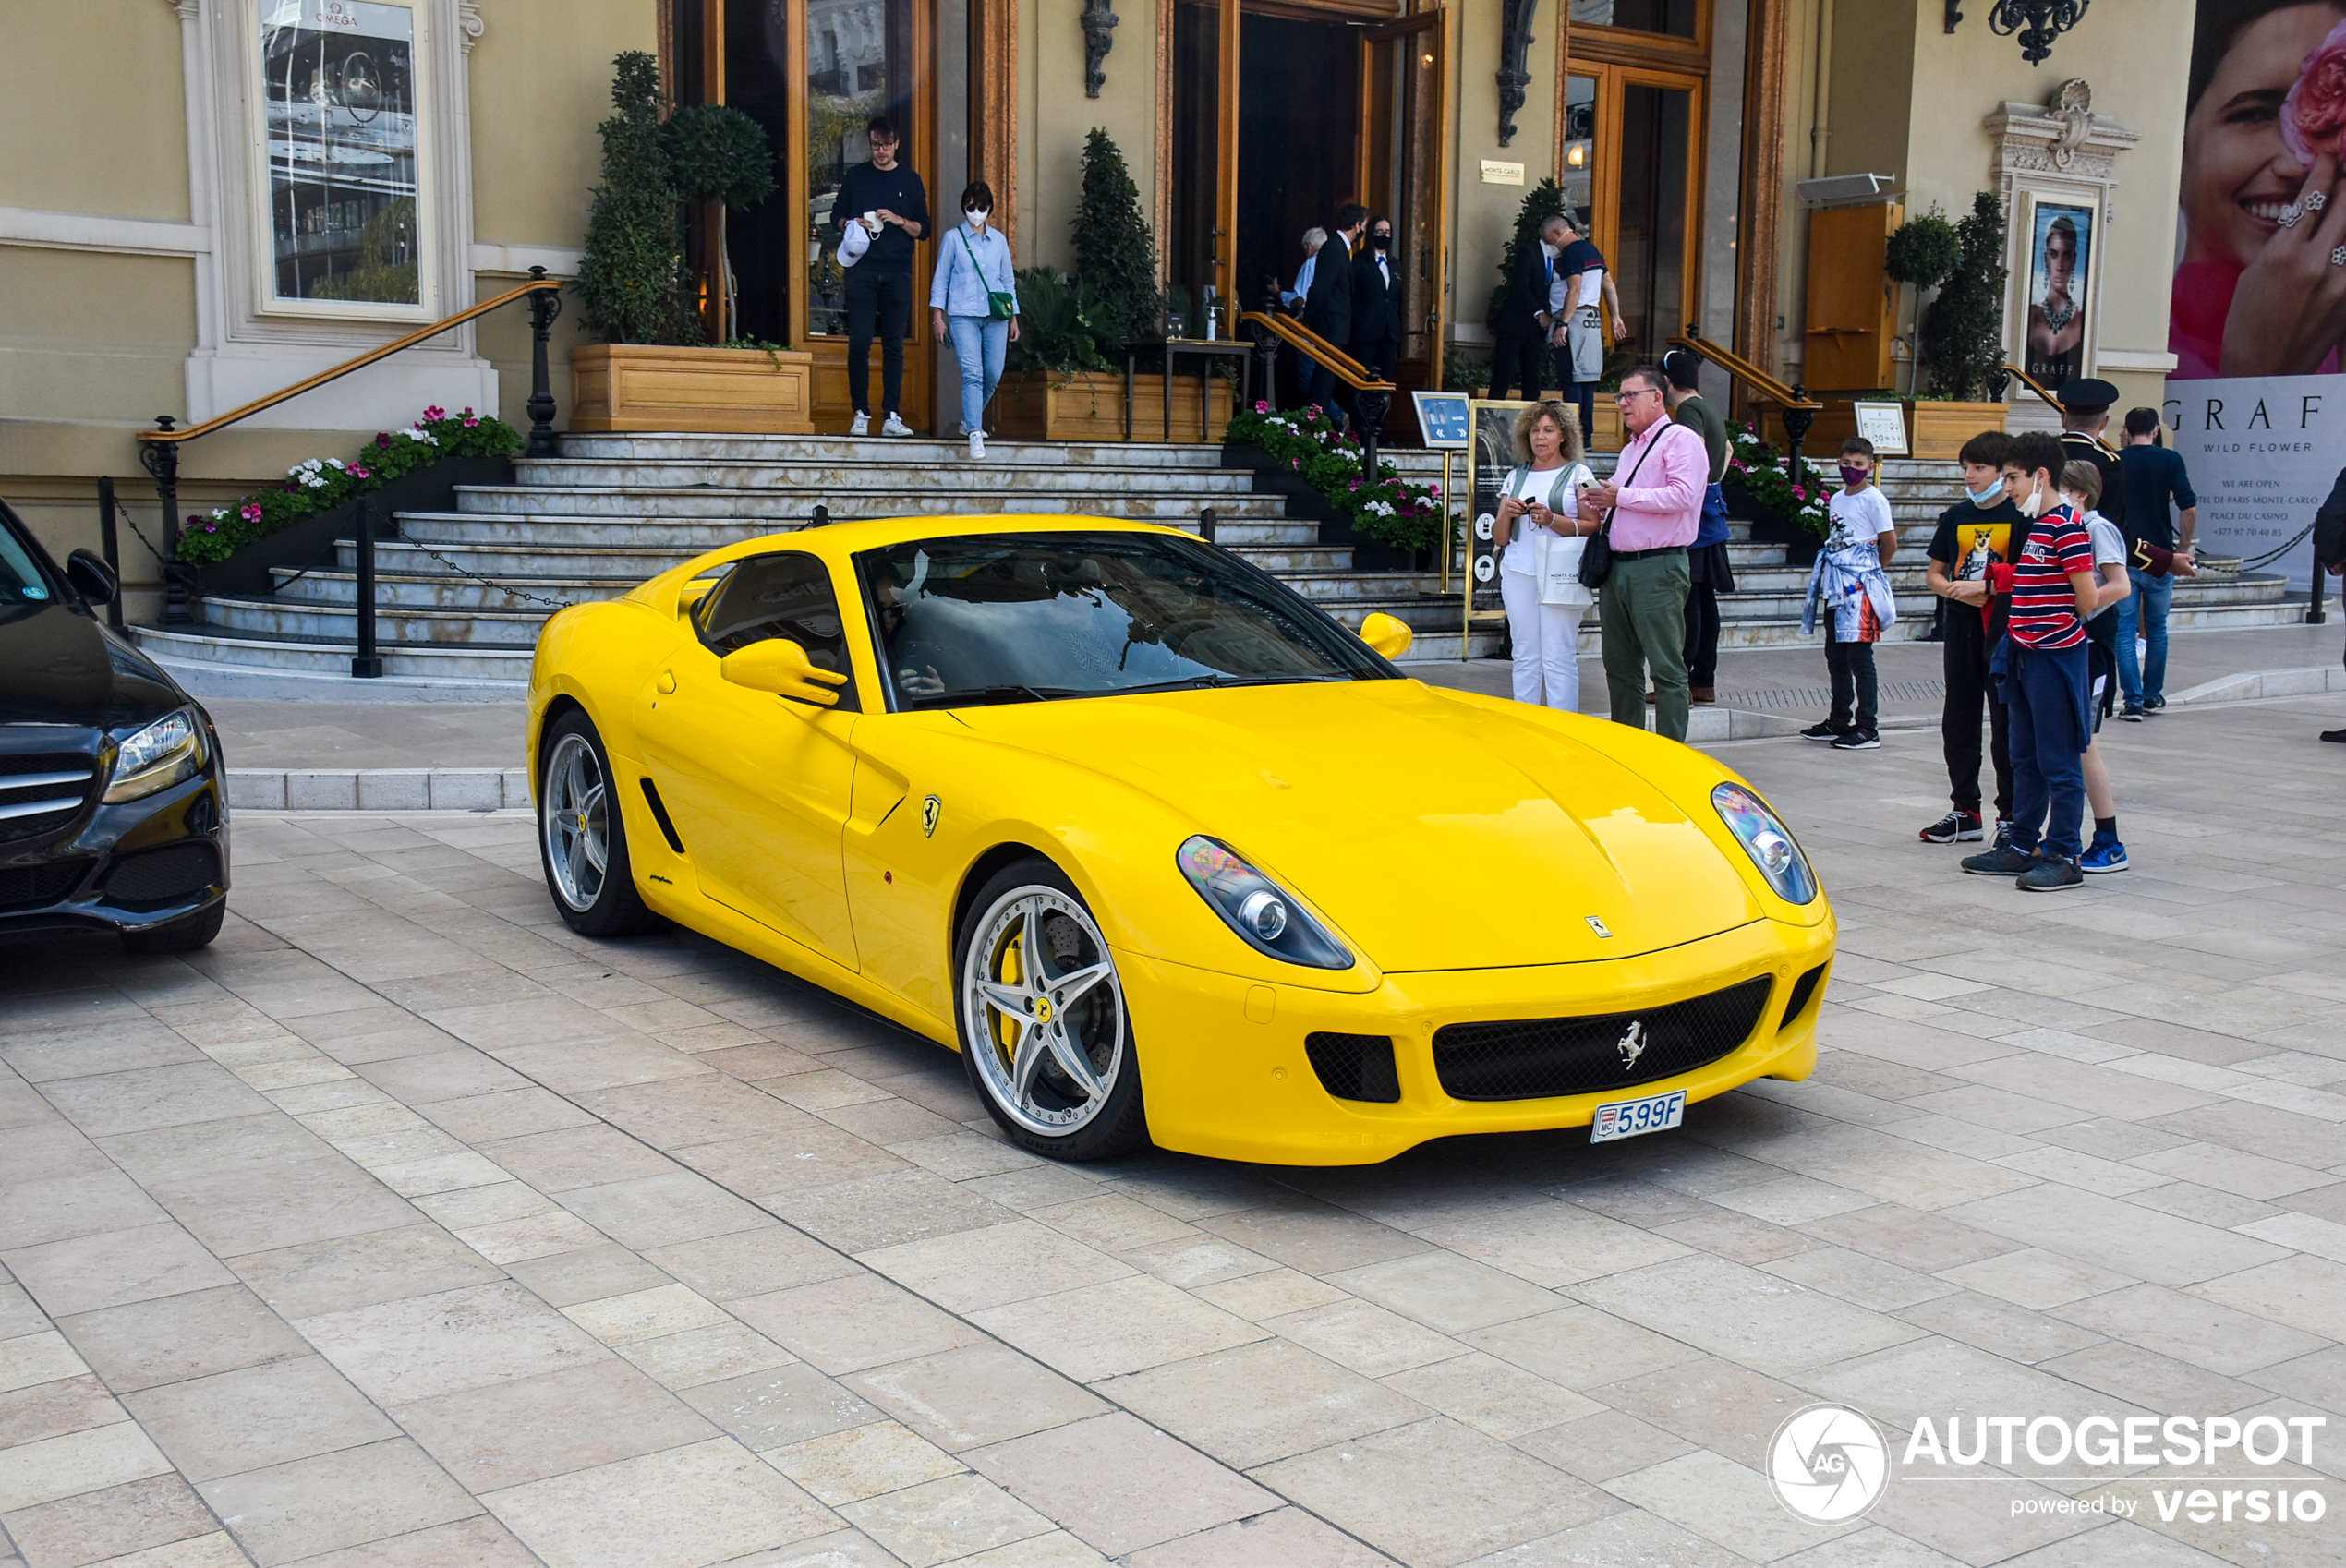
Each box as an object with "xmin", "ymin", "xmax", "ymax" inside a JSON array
[
  {"xmin": 2114, "ymin": 566, "xmax": 2171, "ymax": 706},
  {"xmin": 947, "ymin": 314, "xmax": 1009, "ymax": 436},
  {"xmin": 1997, "ymin": 638, "xmax": 2091, "ymax": 861}
]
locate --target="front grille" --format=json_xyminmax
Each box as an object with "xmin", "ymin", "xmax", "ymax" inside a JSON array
[
  {"xmin": 1781, "ymin": 963, "xmax": 1828, "ymax": 1028},
  {"xmin": 1305, "ymin": 1033, "xmax": 1400, "ymax": 1103},
  {"xmin": 0, "ymin": 752, "xmax": 99, "ymax": 844},
  {"xmin": 0, "ymin": 860, "xmax": 91, "ymax": 911},
  {"xmin": 1432, "ymin": 976, "xmax": 1776, "ymax": 1102},
  {"xmin": 104, "ymin": 844, "xmax": 220, "ymax": 907}
]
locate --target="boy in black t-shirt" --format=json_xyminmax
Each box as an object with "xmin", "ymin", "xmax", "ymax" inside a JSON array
[{"xmin": 1920, "ymin": 431, "xmax": 2026, "ymax": 846}]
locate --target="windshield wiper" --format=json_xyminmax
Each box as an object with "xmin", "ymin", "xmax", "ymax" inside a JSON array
[
  {"xmin": 905, "ymin": 683, "xmax": 1083, "ymax": 707},
  {"xmin": 1119, "ymin": 672, "xmax": 1349, "ymax": 694}
]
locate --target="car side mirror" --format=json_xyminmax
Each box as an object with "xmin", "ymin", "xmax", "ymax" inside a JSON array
[
  {"xmin": 720, "ymin": 638, "xmax": 849, "ymax": 706},
  {"xmin": 1358, "ymin": 611, "xmax": 1412, "ymax": 660},
  {"xmin": 67, "ymin": 549, "xmax": 117, "ymax": 606}
]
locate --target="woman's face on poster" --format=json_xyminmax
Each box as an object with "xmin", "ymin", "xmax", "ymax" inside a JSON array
[
  {"xmin": 2183, "ymin": 4, "xmax": 2346, "ymax": 268},
  {"xmin": 2044, "ymin": 227, "xmax": 2076, "ymax": 292}
]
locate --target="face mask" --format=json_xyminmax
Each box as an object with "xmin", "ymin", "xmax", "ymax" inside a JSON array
[
  {"xmin": 1965, "ymin": 478, "xmax": 2003, "ymax": 505},
  {"xmin": 966, "ymin": 209, "xmax": 988, "ymax": 227},
  {"xmin": 1838, "ymin": 464, "xmax": 1869, "ymax": 486},
  {"xmin": 1372, "ymin": 233, "xmax": 1391, "ymax": 251},
  {"xmin": 2016, "ymin": 481, "xmax": 2048, "ymax": 519}
]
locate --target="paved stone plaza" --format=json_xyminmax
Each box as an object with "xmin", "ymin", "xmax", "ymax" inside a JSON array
[{"xmin": 2, "ymin": 689, "xmax": 2343, "ymax": 1568}]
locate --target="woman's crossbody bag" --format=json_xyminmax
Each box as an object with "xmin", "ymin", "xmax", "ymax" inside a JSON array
[
  {"xmin": 1505, "ymin": 464, "xmax": 1596, "ymax": 607},
  {"xmin": 958, "ymin": 228, "xmax": 1017, "ymax": 320}
]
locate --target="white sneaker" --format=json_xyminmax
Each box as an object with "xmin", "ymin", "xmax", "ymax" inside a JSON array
[
  {"xmin": 881, "ymin": 413, "xmax": 913, "ymax": 437},
  {"xmin": 849, "ymin": 411, "xmax": 869, "ymax": 436},
  {"xmin": 968, "ymin": 431, "xmax": 986, "ymax": 461}
]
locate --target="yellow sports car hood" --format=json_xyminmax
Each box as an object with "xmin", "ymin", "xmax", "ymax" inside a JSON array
[{"xmin": 951, "ymin": 680, "xmax": 1766, "ymax": 971}]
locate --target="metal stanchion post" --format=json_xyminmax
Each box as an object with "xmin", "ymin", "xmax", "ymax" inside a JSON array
[{"xmin": 352, "ymin": 499, "xmax": 383, "ymax": 679}]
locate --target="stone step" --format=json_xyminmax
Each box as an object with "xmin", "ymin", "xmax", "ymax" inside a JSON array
[
  {"xmin": 513, "ymin": 457, "xmax": 1264, "ymax": 494},
  {"xmin": 452, "ymin": 485, "xmax": 1288, "ymax": 522},
  {"xmin": 397, "ymin": 512, "xmax": 816, "ymax": 550},
  {"xmin": 133, "ymin": 624, "xmax": 536, "ymax": 682},
  {"xmin": 341, "ymin": 537, "xmax": 705, "ymax": 580},
  {"xmin": 271, "ymin": 569, "xmax": 626, "ymax": 612},
  {"xmin": 555, "ymin": 433, "xmax": 1237, "ymax": 467},
  {"xmin": 198, "ymin": 594, "xmax": 548, "ymax": 646}
]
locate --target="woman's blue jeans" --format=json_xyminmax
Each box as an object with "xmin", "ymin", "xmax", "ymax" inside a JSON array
[{"xmin": 948, "ymin": 315, "xmax": 1009, "ymax": 435}]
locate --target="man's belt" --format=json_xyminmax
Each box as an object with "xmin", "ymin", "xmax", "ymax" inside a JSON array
[{"xmin": 1611, "ymin": 545, "xmax": 1687, "ymax": 561}]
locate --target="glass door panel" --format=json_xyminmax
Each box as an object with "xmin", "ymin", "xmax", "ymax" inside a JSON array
[
  {"xmin": 1169, "ymin": 2, "xmax": 1222, "ymax": 317},
  {"xmin": 804, "ymin": 0, "xmax": 916, "ymax": 339},
  {"xmin": 1561, "ymin": 75, "xmax": 1597, "ymax": 237},
  {"xmin": 1360, "ymin": 14, "xmax": 1448, "ymax": 376},
  {"xmin": 1613, "ymin": 78, "xmax": 1692, "ymax": 365}
]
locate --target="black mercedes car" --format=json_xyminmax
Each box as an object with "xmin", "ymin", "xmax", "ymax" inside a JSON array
[{"xmin": 2, "ymin": 499, "xmax": 228, "ymax": 951}]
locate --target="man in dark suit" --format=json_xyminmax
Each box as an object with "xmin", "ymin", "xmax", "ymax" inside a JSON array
[
  {"xmin": 1491, "ymin": 214, "xmax": 1565, "ymax": 401},
  {"xmin": 1348, "ymin": 215, "xmax": 1403, "ymax": 384},
  {"xmin": 1300, "ymin": 204, "xmax": 1366, "ymax": 428}
]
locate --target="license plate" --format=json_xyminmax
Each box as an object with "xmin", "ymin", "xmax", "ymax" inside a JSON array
[{"xmin": 1591, "ymin": 1089, "xmax": 1687, "ymax": 1143}]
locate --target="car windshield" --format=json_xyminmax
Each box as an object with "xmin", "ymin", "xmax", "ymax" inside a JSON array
[
  {"xmin": 856, "ymin": 530, "xmax": 1394, "ymax": 709},
  {"xmin": 0, "ymin": 515, "xmax": 58, "ymax": 608}
]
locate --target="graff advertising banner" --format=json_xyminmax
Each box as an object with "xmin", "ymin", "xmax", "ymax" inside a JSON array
[{"xmin": 2163, "ymin": 1, "xmax": 2346, "ymax": 590}]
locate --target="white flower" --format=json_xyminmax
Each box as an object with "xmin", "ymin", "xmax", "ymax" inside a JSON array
[
  {"xmin": 326, "ymin": 458, "xmax": 345, "ymax": 470},
  {"xmin": 404, "ymin": 426, "xmax": 439, "ymax": 445}
]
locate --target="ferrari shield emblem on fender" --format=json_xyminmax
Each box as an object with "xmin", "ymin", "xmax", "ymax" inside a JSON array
[
  {"xmin": 1617, "ymin": 1020, "xmax": 1647, "ymax": 1071},
  {"xmin": 1586, "ymin": 916, "xmax": 1614, "ymax": 938},
  {"xmin": 922, "ymin": 795, "xmax": 941, "ymax": 838}
]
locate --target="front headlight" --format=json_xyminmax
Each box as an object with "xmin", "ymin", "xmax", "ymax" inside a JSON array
[
  {"xmin": 1177, "ymin": 836, "xmax": 1352, "ymax": 970},
  {"xmin": 1712, "ymin": 782, "xmax": 1818, "ymax": 905},
  {"xmin": 104, "ymin": 709, "xmax": 204, "ymax": 802}
]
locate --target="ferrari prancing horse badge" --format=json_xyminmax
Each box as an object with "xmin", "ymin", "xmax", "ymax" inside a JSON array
[{"xmin": 922, "ymin": 795, "xmax": 941, "ymax": 838}]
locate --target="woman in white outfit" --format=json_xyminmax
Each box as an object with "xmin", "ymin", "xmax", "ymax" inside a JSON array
[{"xmin": 1492, "ymin": 401, "xmax": 1596, "ymax": 709}]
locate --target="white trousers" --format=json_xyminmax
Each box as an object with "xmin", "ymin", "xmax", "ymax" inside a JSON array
[{"xmin": 1501, "ymin": 569, "xmax": 1585, "ymax": 710}]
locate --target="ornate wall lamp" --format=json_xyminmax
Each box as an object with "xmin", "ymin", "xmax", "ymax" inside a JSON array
[
  {"xmin": 1945, "ymin": 0, "xmax": 2092, "ymax": 66},
  {"xmin": 1081, "ymin": 0, "xmax": 1118, "ymax": 98},
  {"xmin": 1496, "ymin": 0, "xmax": 1538, "ymax": 146}
]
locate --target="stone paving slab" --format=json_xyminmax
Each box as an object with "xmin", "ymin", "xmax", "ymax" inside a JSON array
[{"xmin": 4, "ymin": 694, "xmax": 2346, "ymax": 1565}]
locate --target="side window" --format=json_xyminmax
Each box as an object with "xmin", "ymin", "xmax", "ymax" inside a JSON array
[{"xmin": 696, "ymin": 552, "xmax": 860, "ymax": 712}]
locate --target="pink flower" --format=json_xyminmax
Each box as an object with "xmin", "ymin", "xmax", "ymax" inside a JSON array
[
  {"xmin": 2284, "ymin": 16, "xmax": 2346, "ymax": 163},
  {"xmin": 1792, "ymin": 487, "xmax": 1808, "ymax": 501},
  {"xmin": 241, "ymin": 502, "xmax": 262, "ymax": 521},
  {"xmin": 348, "ymin": 464, "xmax": 370, "ymax": 479},
  {"xmin": 375, "ymin": 433, "xmax": 392, "ymax": 448},
  {"xmin": 462, "ymin": 416, "xmax": 479, "ymax": 428},
  {"xmin": 1254, "ymin": 400, "xmax": 1270, "ymax": 413},
  {"xmin": 422, "ymin": 405, "xmax": 446, "ymax": 422}
]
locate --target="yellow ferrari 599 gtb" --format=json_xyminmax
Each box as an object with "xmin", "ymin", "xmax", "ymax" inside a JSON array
[{"xmin": 526, "ymin": 516, "xmax": 1832, "ymax": 1164}]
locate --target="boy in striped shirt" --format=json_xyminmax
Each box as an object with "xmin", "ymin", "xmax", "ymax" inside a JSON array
[{"xmin": 1961, "ymin": 432, "xmax": 2099, "ymax": 892}]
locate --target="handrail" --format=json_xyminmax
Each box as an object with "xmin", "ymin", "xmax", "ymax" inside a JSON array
[
  {"xmin": 2001, "ymin": 363, "xmax": 2119, "ymax": 453},
  {"xmin": 139, "ymin": 273, "xmax": 563, "ymax": 446},
  {"xmin": 1668, "ymin": 329, "xmax": 1820, "ymax": 410},
  {"xmin": 130, "ymin": 266, "xmax": 568, "ymax": 633},
  {"xmin": 1240, "ymin": 311, "xmax": 1394, "ymax": 392}
]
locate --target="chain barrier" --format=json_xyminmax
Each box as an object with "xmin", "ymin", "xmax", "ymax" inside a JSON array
[
  {"xmin": 2235, "ymin": 520, "xmax": 2317, "ymax": 572},
  {"xmin": 392, "ymin": 523, "xmax": 579, "ymax": 611},
  {"xmin": 112, "ymin": 497, "xmax": 171, "ymax": 569}
]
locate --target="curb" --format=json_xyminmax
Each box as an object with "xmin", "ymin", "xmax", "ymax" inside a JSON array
[
  {"xmin": 2170, "ymin": 665, "xmax": 2346, "ymax": 706},
  {"xmin": 227, "ymin": 768, "xmax": 529, "ymax": 812}
]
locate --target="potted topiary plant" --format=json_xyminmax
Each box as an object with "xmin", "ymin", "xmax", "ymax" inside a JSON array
[
  {"xmin": 1908, "ymin": 191, "xmax": 2012, "ymax": 458},
  {"xmin": 996, "ymin": 130, "xmax": 1229, "ymax": 441},
  {"xmin": 569, "ymin": 53, "xmax": 814, "ymax": 434}
]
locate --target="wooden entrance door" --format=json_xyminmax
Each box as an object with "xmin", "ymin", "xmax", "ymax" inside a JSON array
[
  {"xmin": 1559, "ymin": 62, "xmax": 1704, "ymax": 373},
  {"xmin": 1358, "ymin": 10, "xmax": 1451, "ymax": 392}
]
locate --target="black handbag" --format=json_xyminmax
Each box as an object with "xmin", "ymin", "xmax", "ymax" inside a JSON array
[{"xmin": 1578, "ymin": 423, "xmax": 1675, "ymax": 589}]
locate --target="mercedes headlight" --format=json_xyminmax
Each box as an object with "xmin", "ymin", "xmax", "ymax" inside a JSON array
[
  {"xmin": 104, "ymin": 709, "xmax": 204, "ymax": 802},
  {"xmin": 1177, "ymin": 836, "xmax": 1352, "ymax": 970},
  {"xmin": 1712, "ymin": 783, "xmax": 1818, "ymax": 905}
]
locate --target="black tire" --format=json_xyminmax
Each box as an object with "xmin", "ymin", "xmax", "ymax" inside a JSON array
[
  {"xmin": 953, "ymin": 856, "xmax": 1150, "ymax": 1162},
  {"xmin": 119, "ymin": 899, "xmax": 224, "ymax": 953},
  {"xmin": 538, "ymin": 709, "xmax": 661, "ymax": 937}
]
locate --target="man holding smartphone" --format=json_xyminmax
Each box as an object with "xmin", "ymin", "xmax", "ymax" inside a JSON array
[{"xmin": 835, "ymin": 116, "xmax": 930, "ymax": 437}]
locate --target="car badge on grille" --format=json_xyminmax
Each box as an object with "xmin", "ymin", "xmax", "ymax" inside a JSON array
[
  {"xmin": 1617, "ymin": 1020, "xmax": 1647, "ymax": 1071},
  {"xmin": 922, "ymin": 795, "xmax": 941, "ymax": 838},
  {"xmin": 1586, "ymin": 915, "xmax": 1614, "ymax": 938}
]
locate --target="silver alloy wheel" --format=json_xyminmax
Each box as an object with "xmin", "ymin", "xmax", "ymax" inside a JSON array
[
  {"xmin": 961, "ymin": 887, "xmax": 1127, "ymax": 1137},
  {"xmin": 542, "ymin": 732, "xmax": 610, "ymax": 912}
]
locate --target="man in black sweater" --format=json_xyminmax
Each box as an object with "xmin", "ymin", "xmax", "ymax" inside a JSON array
[
  {"xmin": 1300, "ymin": 204, "xmax": 1365, "ymax": 428},
  {"xmin": 834, "ymin": 116, "xmax": 929, "ymax": 436}
]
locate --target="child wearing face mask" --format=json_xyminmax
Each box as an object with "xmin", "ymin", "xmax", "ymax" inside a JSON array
[
  {"xmin": 929, "ymin": 181, "xmax": 1022, "ymax": 461},
  {"xmin": 1799, "ymin": 437, "xmax": 1899, "ymax": 750},
  {"xmin": 1922, "ymin": 431, "xmax": 2023, "ymax": 845}
]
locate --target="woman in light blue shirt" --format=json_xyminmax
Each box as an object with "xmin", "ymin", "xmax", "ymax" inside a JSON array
[{"xmin": 929, "ymin": 181, "xmax": 1021, "ymax": 460}]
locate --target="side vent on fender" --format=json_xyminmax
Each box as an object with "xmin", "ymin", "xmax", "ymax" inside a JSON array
[{"xmin": 639, "ymin": 779, "xmax": 686, "ymax": 855}]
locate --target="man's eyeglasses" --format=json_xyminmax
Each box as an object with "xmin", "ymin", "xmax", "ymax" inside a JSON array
[{"xmin": 1614, "ymin": 387, "xmax": 1661, "ymax": 404}]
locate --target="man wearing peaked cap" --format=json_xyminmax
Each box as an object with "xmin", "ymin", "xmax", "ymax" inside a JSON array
[{"xmin": 2056, "ymin": 378, "xmax": 2126, "ymax": 540}]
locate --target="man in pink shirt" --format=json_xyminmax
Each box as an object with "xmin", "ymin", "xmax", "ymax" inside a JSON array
[{"xmin": 1580, "ymin": 364, "xmax": 1707, "ymax": 740}]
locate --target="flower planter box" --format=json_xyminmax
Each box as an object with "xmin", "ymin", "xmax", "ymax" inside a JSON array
[
  {"xmin": 189, "ymin": 455, "xmax": 515, "ymax": 600},
  {"xmin": 570, "ymin": 344, "xmax": 816, "ymax": 434},
  {"xmin": 1762, "ymin": 399, "xmax": 2007, "ymax": 462},
  {"xmin": 995, "ymin": 370, "xmax": 1232, "ymax": 443}
]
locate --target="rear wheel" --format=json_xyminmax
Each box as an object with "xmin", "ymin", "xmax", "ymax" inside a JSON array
[
  {"xmin": 538, "ymin": 710, "xmax": 660, "ymax": 937},
  {"xmin": 955, "ymin": 857, "xmax": 1148, "ymax": 1161}
]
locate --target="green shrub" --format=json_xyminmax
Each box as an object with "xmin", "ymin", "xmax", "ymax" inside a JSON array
[
  {"xmin": 1071, "ymin": 129, "xmax": 1162, "ymax": 348},
  {"xmin": 1885, "ymin": 209, "xmax": 1961, "ymax": 292},
  {"xmin": 1005, "ymin": 268, "xmax": 1110, "ymax": 376},
  {"xmin": 663, "ymin": 103, "xmax": 778, "ymax": 210},
  {"xmin": 176, "ymin": 406, "xmax": 523, "ymax": 566},
  {"xmin": 1920, "ymin": 192, "xmax": 2008, "ymax": 402},
  {"xmin": 575, "ymin": 53, "xmax": 693, "ymax": 346}
]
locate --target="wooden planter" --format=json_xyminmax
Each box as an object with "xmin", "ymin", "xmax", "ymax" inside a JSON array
[
  {"xmin": 1908, "ymin": 400, "xmax": 2007, "ymax": 460},
  {"xmin": 993, "ymin": 370, "xmax": 1232, "ymax": 442},
  {"xmin": 570, "ymin": 344, "xmax": 816, "ymax": 434}
]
